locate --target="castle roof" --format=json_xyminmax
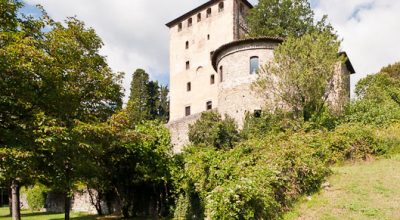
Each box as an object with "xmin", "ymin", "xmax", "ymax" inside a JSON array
[
  {"xmin": 165, "ymin": 0, "xmax": 253, "ymax": 28},
  {"xmin": 211, "ymin": 37, "xmax": 356, "ymax": 74}
]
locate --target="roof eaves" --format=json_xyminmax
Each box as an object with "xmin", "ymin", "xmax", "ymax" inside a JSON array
[{"xmin": 165, "ymin": 0, "xmax": 253, "ymax": 28}]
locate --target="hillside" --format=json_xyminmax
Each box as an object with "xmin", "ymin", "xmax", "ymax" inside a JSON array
[{"xmin": 284, "ymin": 155, "xmax": 400, "ymax": 220}]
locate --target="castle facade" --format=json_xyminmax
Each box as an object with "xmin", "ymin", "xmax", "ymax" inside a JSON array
[{"xmin": 166, "ymin": 0, "xmax": 355, "ymax": 152}]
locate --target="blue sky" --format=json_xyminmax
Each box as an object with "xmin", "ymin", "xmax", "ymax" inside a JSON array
[{"xmin": 21, "ymin": 0, "xmax": 400, "ymax": 102}]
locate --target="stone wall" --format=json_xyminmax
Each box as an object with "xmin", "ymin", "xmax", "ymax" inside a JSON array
[{"xmin": 167, "ymin": 112, "xmax": 202, "ymax": 153}]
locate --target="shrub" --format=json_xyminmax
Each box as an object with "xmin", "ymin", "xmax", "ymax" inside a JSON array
[
  {"xmin": 188, "ymin": 111, "xmax": 240, "ymax": 149},
  {"xmin": 26, "ymin": 184, "xmax": 48, "ymax": 211}
]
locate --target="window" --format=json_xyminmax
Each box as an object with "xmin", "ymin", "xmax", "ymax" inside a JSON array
[
  {"xmin": 210, "ymin": 74, "xmax": 215, "ymax": 84},
  {"xmin": 185, "ymin": 106, "xmax": 191, "ymax": 116},
  {"xmin": 188, "ymin": 18, "xmax": 192, "ymax": 27},
  {"xmin": 250, "ymin": 56, "xmax": 259, "ymax": 74},
  {"xmin": 178, "ymin": 23, "xmax": 182, "ymax": 31},
  {"xmin": 186, "ymin": 61, "xmax": 190, "ymax": 70},
  {"xmin": 218, "ymin": 2, "xmax": 224, "ymax": 12},
  {"xmin": 210, "ymin": 51, "xmax": 214, "ymax": 59},
  {"xmin": 185, "ymin": 41, "xmax": 189, "ymax": 49},
  {"xmin": 197, "ymin": 13, "xmax": 202, "ymax": 22},
  {"xmin": 207, "ymin": 34, "xmax": 210, "ymax": 40},
  {"xmin": 219, "ymin": 66, "xmax": 223, "ymax": 82},
  {"xmin": 206, "ymin": 8, "xmax": 212, "ymax": 17},
  {"xmin": 187, "ymin": 82, "xmax": 191, "ymax": 91},
  {"xmin": 206, "ymin": 101, "xmax": 213, "ymax": 110},
  {"xmin": 240, "ymin": 4, "xmax": 244, "ymax": 14}
]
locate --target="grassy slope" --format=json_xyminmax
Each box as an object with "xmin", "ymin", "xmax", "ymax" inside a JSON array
[
  {"xmin": 285, "ymin": 154, "xmax": 400, "ymax": 220},
  {"xmin": 0, "ymin": 207, "xmax": 97, "ymax": 220}
]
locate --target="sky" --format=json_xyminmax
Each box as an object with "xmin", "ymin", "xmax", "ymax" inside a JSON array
[{"xmin": 22, "ymin": 0, "xmax": 400, "ymax": 101}]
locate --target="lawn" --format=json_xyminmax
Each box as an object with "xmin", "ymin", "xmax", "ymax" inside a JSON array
[
  {"xmin": 284, "ymin": 154, "xmax": 400, "ymax": 220},
  {"xmin": 0, "ymin": 207, "xmax": 98, "ymax": 220}
]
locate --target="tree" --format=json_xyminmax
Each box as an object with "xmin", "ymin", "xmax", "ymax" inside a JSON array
[
  {"xmin": 188, "ymin": 111, "xmax": 240, "ymax": 149},
  {"xmin": 344, "ymin": 62, "xmax": 400, "ymax": 125},
  {"xmin": 127, "ymin": 69, "xmax": 151, "ymax": 124},
  {"xmin": 0, "ymin": 1, "xmax": 48, "ymax": 218},
  {"xmin": 254, "ymin": 31, "xmax": 343, "ymax": 121},
  {"xmin": 31, "ymin": 16, "xmax": 123, "ymax": 220},
  {"xmin": 127, "ymin": 69, "xmax": 170, "ymax": 124},
  {"xmin": 246, "ymin": 0, "xmax": 333, "ymax": 38}
]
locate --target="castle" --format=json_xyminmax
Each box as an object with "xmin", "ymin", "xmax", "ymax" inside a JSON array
[{"xmin": 166, "ymin": 0, "xmax": 355, "ymax": 152}]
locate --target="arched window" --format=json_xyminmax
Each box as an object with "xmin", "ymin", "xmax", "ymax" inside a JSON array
[
  {"xmin": 197, "ymin": 13, "xmax": 202, "ymax": 22},
  {"xmin": 206, "ymin": 8, "xmax": 212, "ymax": 18},
  {"xmin": 206, "ymin": 101, "xmax": 213, "ymax": 110},
  {"xmin": 219, "ymin": 66, "xmax": 223, "ymax": 82},
  {"xmin": 207, "ymin": 34, "xmax": 210, "ymax": 40},
  {"xmin": 250, "ymin": 56, "xmax": 259, "ymax": 74},
  {"xmin": 186, "ymin": 61, "xmax": 190, "ymax": 70},
  {"xmin": 178, "ymin": 23, "xmax": 182, "ymax": 31},
  {"xmin": 240, "ymin": 3, "xmax": 244, "ymax": 14},
  {"xmin": 210, "ymin": 74, "xmax": 215, "ymax": 84},
  {"xmin": 187, "ymin": 82, "xmax": 191, "ymax": 91},
  {"xmin": 188, "ymin": 18, "xmax": 192, "ymax": 27},
  {"xmin": 185, "ymin": 41, "xmax": 189, "ymax": 49},
  {"xmin": 219, "ymin": 2, "xmax": 224, "ymax": 12}
]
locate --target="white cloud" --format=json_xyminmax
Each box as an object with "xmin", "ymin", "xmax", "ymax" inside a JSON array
[
  {"xmin": 23, "ymin": 0, "xmax": 400, "ymax": 100},
  {"xmin": 23, "ymin": 0, "xmax": 206, "ymax": 102},
  {"xmin": 312, "ymin": 0, "xmax": 400, "ymax": 96}
]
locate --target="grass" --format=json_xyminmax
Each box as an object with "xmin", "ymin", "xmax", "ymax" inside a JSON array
[
  {"xmin": 284, "ymin": 154, "xmax": 400, "ymax": 220},
  {"xmin": 0, "ymin": 206, "xmax": 98, "ymax": 220}
]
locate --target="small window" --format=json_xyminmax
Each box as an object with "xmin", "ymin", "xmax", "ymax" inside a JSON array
[
  {"xmin": 178, "ymin": 23, "xmax": 182, "ymax": 31},
  {"xmin": 218, "ymin": 2, "xmax": 224, "ymax": 12},
  {"xmin": 197, "ymin": 13, "xmax": 202, "ymax": 22},
  {"xmin": 250, "ymin": 56, "xmax": 259, "ymax": 74},
  {"xmin": 187, "ymin": 82, "xmax": 191, "ymax": 91},
  {"xmin": 254, "ymin": 110, "xmax": 262, "ymax": 118},
  {"xmin": 210, "ymin": 74, "xmax": 215, "ymax": 84},
  {"xmin": 206, "ymin": 101, "xmax": 213, "ymax": 110},
  {"xmin": 186, "ymin": 61, "xmax": 190, "ymax": 70},
  {"xmin": 185, "ymin": 41, "xmax": 189, "ymax": 49},
  {"xmin": 188, "ymin": 18, "xmax": 192, "ymax": 27},
  {"xmin": 210, "ymin": 51, "xmax": 214, "ymax": 59},
  {"xmin": 219, "ymin": 66, "xmax": 223, "ymax": 82},
  {"xmin": 207, "ymin": 34, "xmax": 210, "ymax": 40},
  {"xmin": 206, "ymin": 8, "xmax": 212, "ymax": 17},
  {"xmin": 240, "ymin": 4, "xmax": 244, "ymax": 14},
  {"xmin": 185, "ymin": 106, "xmax": 191, "ymax": 116}
]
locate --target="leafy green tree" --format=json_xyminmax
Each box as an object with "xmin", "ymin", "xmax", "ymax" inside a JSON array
[
  {"xmin": 0, "ymin": 1, "xmax": 49, "ymax": 218},
  {"xmin": 127, "ymin": 69, "xmax": 150, "ymax": 124},
  {"xmin": 159, "ymin": 85, "xmax": 170, "ymax": 122},
  {"xmin": 188, "ymin": 111, "xmax": 240, "ymax": 149},
  {"xmin": 254, "ymin": 31, "xmax": 343, "ymax": 121},
  {"xmin": 246, "ymin": 0, "xmax": 333, "ymax": 38},
  {"xmin": 344, "ymin": 62, "xmax": 400, "ymax": 125}
]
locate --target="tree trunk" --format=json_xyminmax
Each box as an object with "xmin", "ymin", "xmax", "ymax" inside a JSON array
[
  {"xmin": 11, "ymin": 179, "xmax": 21, "ymax": 220},
  {"xmin": 64, "ymin": 193, "xmax": 71, "ymax": 220},
  {"xmin": 8, "ymin": 186, "xmax": 12, "ymax": 216}
]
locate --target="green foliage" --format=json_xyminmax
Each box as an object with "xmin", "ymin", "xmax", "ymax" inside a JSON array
[
  {"xmin": 344, "ymin": 63, "xmax": 400, "ymax": 126},
  {"xmin": 188, "ymin": 111, "xmax": 240, "ymax": 150},
  {"xmin": 127, "ymin": 69, "xmax": 169, "ymax": 125},
  {"xmin": 25, "ymin": 184, "xmax": 48, "ymax": 211},
  {"xmin": 254, "ymin": 31, "xmax": 343, "ymax": 121},
  {"xmin": 175, "ymin": 134, "xmax": 331, "ymax": 219},
  {"xmin": 246, "ymin": 0, "xmax": 333, "ymax": 38}
]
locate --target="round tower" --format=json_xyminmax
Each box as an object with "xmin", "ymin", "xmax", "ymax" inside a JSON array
[{"xmin": 211, "ymin": 37, "xmax": 282, "ymax": 127}]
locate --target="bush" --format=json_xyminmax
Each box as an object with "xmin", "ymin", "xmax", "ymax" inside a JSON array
[
  {"xmin": 188, "ymin": 111, "xmax": 240, "ymax": 149},
  {"xmin": 175, "ymin": 133, "xmax": 330, "ymax": 219},
  {"xmin": 26, "ymin": 184, "xmax": 48, "ymax": 211}
]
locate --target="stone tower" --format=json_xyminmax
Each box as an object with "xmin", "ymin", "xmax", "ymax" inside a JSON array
[{"xmin": 166, "ymin": 0, "xmax": 253, "ymax": 122}]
